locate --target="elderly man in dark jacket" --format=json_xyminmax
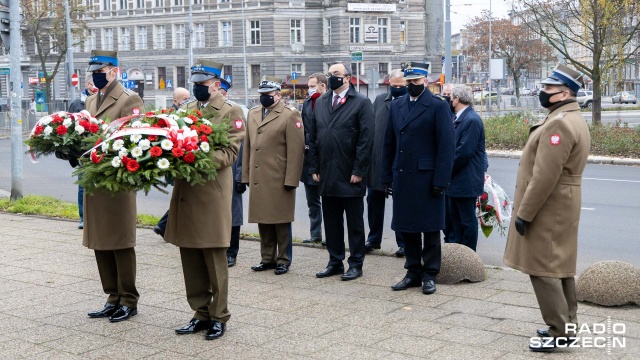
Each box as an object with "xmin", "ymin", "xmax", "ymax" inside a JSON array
[
  {"xmin": 382, "ymin": 62, "xmax": 455, "ymax": 295},
  {"xmin": 447, "ymin": 85, "xmax": 487, "ymax": 252},
  {"xmin": 309, "ymin": 62, "xmax": 374, "ymax": 281},
  {"xmin": 366, "ymin": 69, "xmax": 406, "ymax": 257}
]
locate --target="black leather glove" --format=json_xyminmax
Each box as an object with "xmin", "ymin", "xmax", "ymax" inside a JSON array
[
  {"xmin": 235, "ymin": 182, "xmax": 247, "ymax": 194},
  {"xmin": 432, "ymin": 186, "xmax": 446, "ymax": 198},
  {"xmin": 54, "ymin": 150, "xmax": 69, "ymax": 160},
  {"xmin": 284, "ymin": 185, "xmax": 296, "ymax": 191},
  {"xmin": 515, "ymin": 216, "xmax": 529, "ymax": 236},
  {"xmin": 383, "ymin": 183, "xmax": 393, "ymax": 198},
  {"xmin": 68, "ymin": 157, "xmax": 79, "ymax": 168}
]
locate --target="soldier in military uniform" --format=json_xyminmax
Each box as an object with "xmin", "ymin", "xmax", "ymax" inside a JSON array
[
  {"xmin": 503, "ymin": 64, "xmax": 590, "ymax": 352},
  {"xmin": 242, "ymin": 76, "xmax": 305, "ymax": 275},
  {"xmin": 83, "ymin": 50, "xmax": 144, "ymax": 322},
  {"xmin": 165, "ymin": 60, "xmax": 245, "ymax": 340}
]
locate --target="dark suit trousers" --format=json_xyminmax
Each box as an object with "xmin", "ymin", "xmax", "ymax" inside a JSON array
[
  {"xmin": 322, "ymin": 196, "xmax": 365, "ymax": 268},
  {"xmin": 443, "ymin": 195, "xmax": 456, "ymax": 243},
  {"xmin": 366, "ymin": 188, "xmax": 404, "ymax": 247},
  {"xmin": 304, "ymin": 183, "xmax": 323, "ymax": 241},
  {"xmin": 258, "ymin": 223, "xmax": 292, "ymax": 266},
  {"xmin": 226, "ymin": 225, "xmax": 241, "ymax": 259},
  {"xmin": 448, "ymin": 196, "xmax": 479, "ymax": 251},
  {"xmin": 402, "ymin": 231, "xmax": 441, "ymax": 282},
  {"xmin": 530, "ymin": 276, "xmax": 578, "ymax": 337},
  {"xmin": 94, "ymin": 248, "xmax": 139, "ymax": 308},
  {"xmin": 179, "ymin": 247, "xmax": 230, "ymax": 323},
  {"xmin": 157, "ymin": 210, "xmax": 169, "ymax": 232}
]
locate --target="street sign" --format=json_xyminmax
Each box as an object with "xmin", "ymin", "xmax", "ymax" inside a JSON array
[
  {"xmin": 0, "ymin": 67, "xmax": 9, "ymax": 75},
  {"xmin": 71, "ymin": 73, "xmax": 79, "ymax": 86},
  {"xmin": 225, "ymin": 75, "xmax": 232, "ymax": 83},
  {"xmin": 351, "ymin": 51, "xmax": 363, "ymax": 61},
  {"xmin": 28, "ymin": 77, "xmax": 38, "ymax": 85},
  {"xmin": 291, "ymin": 71, "xmax": 297, "ymax": 80},
  {"xmin": 166, "ymin": 80, "xmax": 173, "ymax": 89},
  {"xmin": 39, "ymin": 71, "xmax": 54, "ymax": 83},
  {"xmin": 122, "ymin": 71, "xmax": 128, "ymax": 80}
]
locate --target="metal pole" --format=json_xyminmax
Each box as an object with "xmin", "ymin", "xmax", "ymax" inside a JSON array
[
  {"xmin": 356, "ymin": 61, "xmax": 360, "ymax": 92},
  {"xmin": 188, "ymin": 0, "xmax": 193, "ymax": 73},
  {"xmin": 444, "ymin": 0, "xmax": 451, "ymax": 84},
  {"xmin": 241, "ymin": 0, "xmax": 249, "ymax": 106},
  {"xmin": 488, "ymin": 0, "xmax": 492, "ymax": 106},
  {"xmin": 9, "ymin": 0, "xmax": 23, "ymax": 200},
  {"xmin": 64, "ymin": 0, "xmax": 75, "ymax": 101},
  {"xmin": 456, "ymin": 55, "xmax": 460, "ymax": 84}
]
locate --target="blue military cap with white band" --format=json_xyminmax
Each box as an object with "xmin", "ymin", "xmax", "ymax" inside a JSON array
[
  {"xmin": 88, "ymin": 50, "xmax": 118, "ymax": 72},
  {"xmin": 189, "ymin": 59, "xmax": 223, "ymax": 83},
  {"xmin": 219, "ymin": 78, "xmax": 231, "ymax": 92},
  {"xmin": 541, "ymin": 64, "xmax": 584, "ymax": 93},
  {"xmin": 403, "ymin": 61, "xmax": 430, "ymax": 80}
]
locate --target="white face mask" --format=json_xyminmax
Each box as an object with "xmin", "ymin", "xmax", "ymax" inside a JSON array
[{"xmin": 308, "ymin": 88, "xmax": 317, "ymax": 97}]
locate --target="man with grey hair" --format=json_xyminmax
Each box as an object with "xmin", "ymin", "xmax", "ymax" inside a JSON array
[
  {"xmin": 447, "ymin": 85, "xmax": 486, "ymax": 252},
  {"xmin": 172, "ymin": 87, "xmax": 191, "ymax": 110},
  {"xmin": 365, "ymin": 69, "xmax": 406, "ymax": 257}
]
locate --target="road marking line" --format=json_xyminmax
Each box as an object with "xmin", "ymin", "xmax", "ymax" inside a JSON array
[
  {"xmin": 581, "ymin": 207, "xmax": 596, "ymax": 211},
  {"xmin": 583, "ymin": 177, "xmax": 640, "ymax": 183}
]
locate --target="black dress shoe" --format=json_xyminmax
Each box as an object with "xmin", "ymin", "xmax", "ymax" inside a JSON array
[
  {"xmin": 364, "ymin": 242, "xmax": 381, "ymax": 253},
  {"xmin": 153, "ymin": 225, "xmax": 165, "ymax": 237},
  {"xmin": 87, "ymin": 303, "xmax": 118, "ymax": 318},
  {"xmin": 274, "ymin": 264, "xmax": 289, "ymax": 275},
  {"xmin": 321, "ymin": 240, "xmax": 326, "ymax": 246},
  {"xmin": 341, "ymin": 267, "xmax": 363, "ymax": 281},
  {"xmin": 108, "ymin": 305, "xmax": 137, "ymax": 322},
  {"xmin": 537, "ymin": 328, "xmax": 549, "ymax": 337},
  {"xmin": 315, "ymin": 265, "xmax": 344, "ymax": 278},
  {"xmin": 250, "ymin": 262, "xmax": 277, "ymax": 271},
  {"xmin": 205, "ymin": 321, "xmax": 226, "ymax": 340},
  {"xmin": 529, "ymin": 337, "xmax": 559, "ymax": 352},
  {"xmin": 395, "ymin": 247, "xmax": 405, "ymax": 257},
  {"xmin": 302, "ymin": 238, "xmax": 322, "ymax": 244},
  {"xmin": 175, "ymin": 318, "xmax": 211, "ymax": 334},
  {"xmin": 422, "ymin": 280, "xmax": 436, "ymax": 294},
  {"xmin": 78, "ymin": 221, "xmax": 84, "ymax": 229},
  {"xmin": 227, "ymin": 256, "xmax": 236, "ymax": 267},
  {"xmin": 391, "ymin": 277, "xmax": 421, "ymax": 291}
]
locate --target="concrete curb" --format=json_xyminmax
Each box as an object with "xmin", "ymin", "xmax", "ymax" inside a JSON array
[{"xmin": 487, "ymin": 150, "xmax": 640, "ymax": 166}]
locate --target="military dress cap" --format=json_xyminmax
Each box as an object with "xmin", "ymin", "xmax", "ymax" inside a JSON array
[
  {"xmin": 258, "ymin": 76, "xmax": 282, "ymax": 93},
  {"xmin": 88, "ymin": 50, "xmax": 118, "ymax": 72},
  {"xmin": 541, "ymin": 64, "xmax": 584, "ymax": 93},
  {"xmin": 403, "ymin": 61, "xmax": 430, "ymax": 79},
  {"xmin": 219, "ymin": 78, "xmax": 231, "ymax": 92},
  {"xmin": 190, "ymin": 59, "xmax": 223, "ymax": 83}
]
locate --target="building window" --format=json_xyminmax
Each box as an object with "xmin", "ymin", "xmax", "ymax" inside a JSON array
[
  {"xmin": 251, "ymin": 64, "xmax": 260, "ymax": 88},
  {"xmin": 155, "ymin": 0, "xmax": 164, "ymax": 6},
  {"xmin": 223, "ymin": 65, "xmax": 232, "ymax": 78},
  {"xmin": 290, "ymin": 19, "xmax": 302, "ymax": 44},
  {"xmin": 351, "ymin": 62, "xmax": 363, "ymax": 76},
  {"xmin": 119, "ymin": 0, "xmax": 128, "ymax": 10},
  {"xmin": 219, "ymin": 0, "xmax": 230, "ymax": 3},
  {"xmin": 291, "ymin": 63, "xmax": 303, "ymax": 75},
  {"xmin": 176, "ymin": 66, "xmax": 186, "ymax": 88},
  {"xmin": 102, "ymin": 0, "xmax": 110, "ymax": 11},
  {"xmin": 136, "ymin": 26, "xmax": 147, "ymax": 50},
  {"xmin": 158, "ymin": 66, "xmax": 167, "ymax": 90},
  {"xmin": 250, "ymin": 20, "xmax": 261, "ymax": 45},
  {"xmin": 193, "ymin": 23, "xmax": 205, "ymax": 48},
  {"xmin": 49, "ymin": 35, "xmax": 58, "ymax": 54},
  {"xmin": 220, "ymin": 21, "xmax": 232, "ymax": 46},
  {"xmin": 400, "ymin": 20, "xmax": 407, "ymax": 44},
  {"xmin": 378, "ymin": 18, "xmax": 388, "ymax": 44},
  {"xmin": 173, "ymin": 24, "xmax": 186, "ymax": 49},
  {"xmin": 137, "ymin": 0, "xmax": 145, "ymax": 8},
  {"xmin": 323, "ymin": 18, "xmax": 332, "ymax": 45},
  {"xmin": 86, "ymin": 29, "xmax": 96, "ymax": 52},
  {"xmin": 350, "ymin": 18, "xmax": 361, "ymax": 43},
  {"xmin": 174, "ymin": 0, "xmax": 184, "ymax": 5},
  {"xmin": 103, "ymin": 28, "xmax": 114, "ymax": 50},
  {"xmin": 378, "ymin": 63, "xmax": 389, "ymax": 76},
  {"xmin": 119, "ymin": 27, "xmax": 130, "ymax": 50},
  {"xmin": 21, "ymin": 37, "xmax": 27, "ymax": 55},
  {"xmin": 72, "ymin": 35, "xmax": 82, "ymax": 53},
  {"xmin": 154, "ymin": 25, "xmax": 166, "ymax": 49}
]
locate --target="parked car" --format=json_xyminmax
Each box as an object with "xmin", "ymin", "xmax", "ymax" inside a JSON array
[
  {"xmin": 612, "ymin": 91, "xmax": 637, "ymax": 104},
  {"xmin": 520, "ymin": 88, "xmax": 532, "ymax": 96},
  {"xmin": 530, "ymin": 88, "xmax": 540, "ymax": 96},
  {"xmin": 577, "ymin": 90, "xmax": 594, "ymax": 108},
  {"xmin": 499, "ymin": 87, "xmax": 514, "ymax": 95},
  {"xmin": 473, "ymin": 91, "xmax": 498, "ymax": 104}
]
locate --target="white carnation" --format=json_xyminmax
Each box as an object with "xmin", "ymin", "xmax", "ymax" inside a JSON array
[
  {"xmin": 62, "ymin": 118, "xmax": 73, "ymax": 127},
  {"xmin": 141, "ymin": 123, "xmax": 151, "ymax": 128},
  {"xmin": 131, "ymin": 120, "xmax": 142, "ymax": 128},
  {"xmin": 200, "ymin": 142, "xmax": 210, "ymax": 153},
  {"xmin": 183, "ymin": 117, "xmax": 193, "ymax": 124},
  {"xmin": 111, "ymin": 157, "xmax": 122, "ymax": 168},
  {"xmin": 102, "ymin": 124, "xmax": 109, "ymax": 130},
  {"xmin": 101, "ymin": 141, "xmax": 110, "ymax": 152},
  {"xmin": 157, "ymin": 158, "xmax": 170, "ymax": 170},
  {"xmin": 43, "ymin": 126, "xmax": 53, "ymax": 135},
  {"xmin": 130, "ymin": 134, "xmax": 142, "ymax": 143},
  {"xmin": 131, "ymin": 146, "xmax": 143, "ymax": 158},
  {"xmin": 40, "ymin": 116, "xmax": 53, "ymax": 125},
  {"xmin": 118, "ymin": 148, "xmax": 129, "ymax": 157},
  {"xmin": 138, "ymin": 139, "xmax": 151, "ymax": 150},
  {"xmin": 112, "ymin": 139, "xmax": 125, "ymax": 151},
  {"xmin": 168, "ymin": 114, "xmax": 179, "ymax": 120},
  {"xmin": 74, "ymin": 125, "xmax": 85, "ymax": 135},
  {"xmin": 160, "ymin": 139, "xmax": 173, "ymax": 150},
  {"xmin": 176, "ymin": 108, "xmax": 186, "ymax": 114},
  {"xmin": 201, "ymin": 119, "xmax": 212, "ymax": 125}
]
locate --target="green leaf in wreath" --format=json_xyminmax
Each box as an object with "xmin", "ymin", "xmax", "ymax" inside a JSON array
[{"xmin": 481, "ymin": 224, "xmax": 493, "ymax": 238}]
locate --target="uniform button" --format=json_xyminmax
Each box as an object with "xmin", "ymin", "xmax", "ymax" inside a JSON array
[
  {"xmin": 255, "ymin": 165, "xmax": 259, "ymax": 168},
  {"xmin": 257, "ymin": 129, "xmax": 262, "ymax": 134},
  {"xmin": 401, "ymin": 131, "xmax": 405, "ymax": 135},
  {"xmin": 256, "ymin": 148, "xmax": 260, "ymax": 151},
  {"xmin": 400, "ymin": 169, "xmax": 403, "ymax": 172},
  {"xmin": 180, "ymin": 197, "xmax": 186, "ymax": 202},
  {"xmin": 254, "ymin": 182, "xmax": 258, "ymax": 185},
  {"xmin": 400, "ymin": 150, "xmax": 403, "ymax": 153}
]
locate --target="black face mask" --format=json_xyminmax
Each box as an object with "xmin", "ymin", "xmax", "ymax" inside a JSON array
[
  {"xmin": 193, "ymin": 84, "xmax": 211, "ymax": 102},
  {"xmin": 390, "ymin": 86, "xmax": 407, "ymax": 98},
  {"xmin": 407, "ymin": 82, "xmax": 425, "ymax": 97},
  {"xmin": 538, "ymin": 90, "xmax": 563, "ymax": 108},
  {"xmin": 92, "ymin": 72, "xmax": 109, "ymax": 90},
  {"xmin": 260, "ymin": 94, "xmax": 276, "ymax": 108},
  {"xmin": 328, "ymin": 75, "xmax": 346, "ymax": 91}
]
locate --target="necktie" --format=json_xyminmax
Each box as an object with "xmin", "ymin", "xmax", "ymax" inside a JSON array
[
  {"xmin": 332, "ymin": 95, "xmax": 340, "ymax": 110},
  {"xmin": 408, "ymin": 100, "xmax": 415, "ymax": 110}
]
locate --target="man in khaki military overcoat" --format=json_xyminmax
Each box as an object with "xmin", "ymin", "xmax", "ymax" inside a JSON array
[
  {"xmin": 83, "ymin": 50, "xmax": 144, "ymax": 323},
  {"xmin": 164, "ymin": 59, "xmax": 245, "ymax": 340},
  {"xmin": 242, "ymin": 76, "xmax": 305, "ymax": 275},
  {"xmin": 503, "ymin": 64, "xmax": 590, "ymax": 352}
]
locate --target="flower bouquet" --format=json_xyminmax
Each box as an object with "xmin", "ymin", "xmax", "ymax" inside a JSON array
[
  {"xmin": 25, "ymin": 110, "xmax": 105, "ymax": 160},
  {"xmin": 75, "ymin": 109, "xmax": 230, "ymax": 195},
  {"xmin": 476, "ymin": 174, "xmax": 512, "ymax": 237}
]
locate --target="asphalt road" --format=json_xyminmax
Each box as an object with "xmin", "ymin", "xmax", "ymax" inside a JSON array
[{"xmin": 1, "ymin": 139, "xmax": 639, "ymax": 273}]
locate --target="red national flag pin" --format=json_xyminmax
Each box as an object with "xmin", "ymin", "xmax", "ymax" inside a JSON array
[
  {"xmin": 295, "ymin": 121, "xmax": 302, "ymax": 128},
  {"xmin": 340, "ymin": 97, "xmax": 346, "ymax": 105},
  {"xmin": 550, "ymin": 134, "xmax": 560, "ymax": 146},
  {"xmin": 132, "ymin": 108, "xmax": 140, "ymax": 115},
  {"xmin": 234, "ymin": 119, "xmax": 243, "ymax": 129}
]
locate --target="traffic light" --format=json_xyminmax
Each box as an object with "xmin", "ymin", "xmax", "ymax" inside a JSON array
[{"xmin": 0, "ymin": 9, "xmax": 9, "ymax": 51}]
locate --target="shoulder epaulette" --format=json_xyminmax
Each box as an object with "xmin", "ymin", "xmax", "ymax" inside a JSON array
[
  {"xmin": 225, "ymin": 99, "xmax": 238, "ymax": 106},
  {"xmin": 250, "ymin": 105, "xmax": 261, "ymax": 110},
  {"xmin": 434, "ymin": 94, "xmax": 446, "ymax": 101},
  {"xmin": 285, "ymin": 105, "xmax": 297, "ymax": 111},
  {"xmin": 123, "ymin": 89, "xmax": 134, "ymax": 96}
]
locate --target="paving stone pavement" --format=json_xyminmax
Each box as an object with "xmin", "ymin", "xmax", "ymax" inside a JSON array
[{"xmin": 0, "ymin": 213, "xmax": 638, "ymax": 359}]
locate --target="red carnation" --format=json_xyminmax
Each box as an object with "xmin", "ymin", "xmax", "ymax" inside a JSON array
[
  {"xmin": 183, "ymin": 152, "xmax": 195, "ymax": 164},
  {"xmin": 480, "ymin": 193, "xmax": 488, "ymax": 201},
  {"xmin": 196, "ymin": 110, "xmax": 203, "ymax": 117},
  {"xmin": 90, "ymin": 151, "xmax": 103, "ymax": 164},
  {"xmin": 88, "ymin": 123, "xmax": 100, "ymax": 133},
  {"xmin": 485, "ymin": 205, "xmax": 493, "ymax": 211},
  {"xmin": 79, "ymin": 120, "xmax": 90, "ymax": 128},
  {"xmin": 161, "ymin": 109, "xmax": 168, "ymax": 114},
  {"xmin": 190, "ymin": 125, "xmax": 200, "ymax": 134},
  {"xmin": 56, "ymin": 125, "xmax": 68, "ymax": 135},
  {"xmin": 34, "ymin": 125, "xmax": 44, "ymax": 136},
  {"xmin": 200, "ymin": 124, "xmax": 212, "ymax": 134},
  {"xmin": 172, "ymin": 148, "xmax": 185, "ymax": 157},
  {"xmin": 126, "ymin": 159, "xmax": 140, "ymax": 172},
  {"xmin": 51, "ymin": 116, "xmax": 63, "ymax": 124},
  {"xmin": 200, "ymin": 135, "xmax": 208, "ymax": 143},
  {"xmin": 148, "ymin": 135, "xmax": 158, "ymax": 141},
  {"xmin": 121, "ymin": 156, "xmax": 131, "ymax": 165},
  {"xmin": 145, "ymin": 111, "xmax": 155, "ymax": 117},
  {"xmin": 149, "ymin": 146, "xmax": 162, "ymax": 157},
  {"xmin": 157, "ymin": 119, "xmax": 168, "ymax": 127},
  {"xmin": 188, "ymin": 115, "xmax": 199, "ymax": 123}
]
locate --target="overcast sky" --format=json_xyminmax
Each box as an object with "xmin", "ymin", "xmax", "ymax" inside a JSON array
[{"xmin": 450, "ymin": 0, "xmax": 512, "ymax": 34}]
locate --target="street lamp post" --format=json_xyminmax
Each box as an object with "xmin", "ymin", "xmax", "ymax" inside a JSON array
[
  {"xmin": 241, "ymin": 0, "xmax": 249, "ymax": 106},
  {"xmin": 64, "ymin": 0, "xmax": 75, "ymax": 101}
]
